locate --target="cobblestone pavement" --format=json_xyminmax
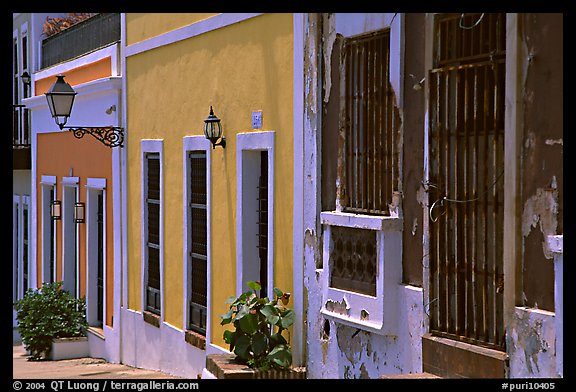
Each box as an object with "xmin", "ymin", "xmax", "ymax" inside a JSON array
[{"xmin": 13, "ymin": 343, "xmax": 184, "ymax": 379}]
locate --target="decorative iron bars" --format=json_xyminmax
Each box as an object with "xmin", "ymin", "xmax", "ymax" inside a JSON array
[
  {"xmin": 330, "ymin": 226, "xmax": 377, "ymax": 296},
  {"xmin": 68, "ymin": 126, "xmax": 124, "ymax": 148}
]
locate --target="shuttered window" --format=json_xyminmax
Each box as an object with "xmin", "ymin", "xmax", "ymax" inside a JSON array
[
  {"xmin": 188, "ymin": 151, "xmax": 207, "ymax": 334},
  {"xmin": 146, "ymin": 153, "xmax": 161, "ymax": 315}
]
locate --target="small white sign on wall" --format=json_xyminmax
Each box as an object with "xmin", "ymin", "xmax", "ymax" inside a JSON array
[{"xmin": 252, "ymin": 111, "xmax": 263, "ymax": 129}]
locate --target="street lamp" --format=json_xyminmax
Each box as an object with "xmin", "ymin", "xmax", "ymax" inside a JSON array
[{"xmin": 45, "ymin": 75, "xmax": 124, "ymax": 148}]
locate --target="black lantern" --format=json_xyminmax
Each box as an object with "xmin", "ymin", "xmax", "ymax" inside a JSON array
[
  {"xmin": 204, "ymin": 106, "xmax": 226, "ymax": 149},
  {"xmin": 45, "ymin": 75, "xmax": 77, "ymax": 129},
  {"xmin": 21, "ymin": 71, "xmax": 31, "ymax": 86},
  {"xmin": 51, "ymin": 200, "xmax": 62, "ymax": 220},
  {"xmin": 74, "ymin": 202, "xmax": 85, "ymax": 223},
  {"xmin": 44, "ymin": 74, "xmax": 124, "ymax": 148}
]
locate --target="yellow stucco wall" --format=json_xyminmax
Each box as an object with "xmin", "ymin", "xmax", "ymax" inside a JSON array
[
  {"xmin": 125, "ymin": 13, "xmax": 219, "ymax": 46},
  {"xmin": 126, "ymin": 13, "xmax": 294, "ymax": 348}
]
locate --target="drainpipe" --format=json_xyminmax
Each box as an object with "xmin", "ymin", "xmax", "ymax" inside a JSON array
[{"xmin": 547, "ymin": 235, "xmax": 563, "ymax": 378}]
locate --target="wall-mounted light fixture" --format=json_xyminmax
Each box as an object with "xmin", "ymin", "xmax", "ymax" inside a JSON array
[
  {"xmin": 204, "ymin": 106, "xmax": 226, "ymax": 149},
  {"xmin": 74, "ymin": 202, "xmax": 85, "ymax": 224},
  {"xmin": 21, "ymin": 71, "xmax": 31, "ymax": 86},
  {"xmin": 45, "ymin": 75, "xmax": 124, "ymax": 148},
  {"xmin": 51, "ymin": 200, "xmax": 62, "ymax": 220}
]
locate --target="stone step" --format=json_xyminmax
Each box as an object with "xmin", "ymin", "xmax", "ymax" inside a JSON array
[{"xmin": 380, "ymin": 372, "xmax": 441, "ymax": 379}]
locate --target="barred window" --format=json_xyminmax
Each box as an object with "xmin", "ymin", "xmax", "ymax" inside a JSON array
[{"xmin": 341, "ymin": 30, "xmax": 399, "ymax": 216}]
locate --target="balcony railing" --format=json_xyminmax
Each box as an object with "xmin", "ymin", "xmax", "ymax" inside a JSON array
[
  {"xmin": 41, "ymin": 13, "xmax": 120, "ymax": 69},
  {"xmin": 13, "ymin": 104, "xmax": 30, "ymax": 147}
]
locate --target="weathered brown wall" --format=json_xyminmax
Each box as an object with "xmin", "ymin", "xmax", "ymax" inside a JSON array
[
  {"xmin": 321, "ymin": 32, "xmax": 341, "ymax": 213},
  {"xmin": 401, "ymin": 13, "xmax": 426, "ymax": 286},
  {"xmin": 520, "ymin": 13, "xmax": 563, "ymax": 311}
]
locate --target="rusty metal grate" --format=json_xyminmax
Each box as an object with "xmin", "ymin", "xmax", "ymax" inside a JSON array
[
  {"xmin": 341, "ymin": 30, "xmax": 398, "ymax": 216},
  {"xmin": 428, "ymin": 13, "xmax": 506, "ymax": 351},
  {"xmin": 330, "ymin": 226, "xmax": 377, "ymax": 296}
]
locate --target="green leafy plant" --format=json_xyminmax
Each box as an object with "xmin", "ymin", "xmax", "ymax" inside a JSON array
[
  {"xmin": 14, "ymin": 281, "xmax": 88, "ymax": 360},
  {"xmin": 220, "ymin": 281, "xmax": 295, "ymax": 371}
]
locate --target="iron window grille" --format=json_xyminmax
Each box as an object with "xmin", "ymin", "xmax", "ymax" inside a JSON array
[
  {"xmin": 428, "ymin": 13, "xmax": 506, "ymax": 351},
  {"xmin": 340, "ymin": 30, "xmax": 399, "ymax": 216}
]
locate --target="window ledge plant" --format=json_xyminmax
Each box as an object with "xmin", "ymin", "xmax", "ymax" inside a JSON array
[
  {"xmin": 220, "ymin": 281, "xmax": 295, "ymax": 372},
  {"xmin": 14, "ymin": 281, "xmax": 88, "ymax": 361}
]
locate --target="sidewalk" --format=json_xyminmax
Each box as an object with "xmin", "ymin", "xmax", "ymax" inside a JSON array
[{"xmin": 13, "ymin": 342, "xmax": 183, "ymax": 379}]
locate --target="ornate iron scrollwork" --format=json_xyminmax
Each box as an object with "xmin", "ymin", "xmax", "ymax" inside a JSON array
[{"xmin": 65, "ymin": 126, "xmax": 124, "ymax": 148}]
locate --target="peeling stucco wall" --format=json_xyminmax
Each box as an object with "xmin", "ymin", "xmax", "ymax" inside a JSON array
[
  {"xmin": 310, "ymin": 285, "xmax": 425, "ymax": 379},
  {"xmin": 521, "ymin": 177, "xmax": 559, "ymax": 260},
  {"xmin": 508, "ymin": 307, "xmax": 556, "ymax": 378},
  {"xmin": 304, "ymin": 13, "xmax": 426, "ymax": 379}
]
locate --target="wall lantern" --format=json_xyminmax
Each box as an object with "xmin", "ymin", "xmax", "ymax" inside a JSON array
[
  {"xmin": 51, "ymin": 200, "xmax": 62, "ymax": 220},
  {"xmin": 45, "ymin": 75, "xmax": 124, "ymax": 148},
  {"xmin": 74, "ymin": 202, "xmax": 86, "ymax": 224},
  {"xmin": 21, "ymin": 71, "xmax": 31, "ymax": 86},
  {"xmin": 204, "ymin": 106, "xmax": 226, "ymax": 149}
]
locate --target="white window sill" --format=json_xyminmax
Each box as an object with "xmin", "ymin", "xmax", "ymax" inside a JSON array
[
  {"xmin": 320, "ymin": 211, "xmax": 402, "ymax": 231},
  {"xmin": 320, "ymin": 210, "xmax": 402, "ymax": 335}
]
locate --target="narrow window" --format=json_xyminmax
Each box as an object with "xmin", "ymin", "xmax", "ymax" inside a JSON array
[
  {"xmin": 188, "ymin": 151, "xmax": 207, "ymax": 335},
  {"xmin": 13, "ymin": 197, "xmax": 20, "ymax": 302},
  {"xmin": 21, "ymin": 31, "xmax": 29, "ymax": 98},
  {"xmin": 13, "ymin": 37, "xmax": 18, "ymax": 105},
  {"xmin": 62, "ymin": 185, "xmax": 79, "ymax": 297},
  {"xmin": 257, "ymin": 151, "xmax": 269, "ymax": 298},
  {"xmin": 145, "ymin": 153, "xmax": 161, "ymax": 315},
  {"xmin": 97, "ymin": 192, "xmax": 104, "ymax": 325},
  {"xmin": 23, "ymin": 202, "xmax": 29, "ymax": 294},
  {"xmin": 49, "ymin": 187, "xmax": 56, "ymax": 283}
]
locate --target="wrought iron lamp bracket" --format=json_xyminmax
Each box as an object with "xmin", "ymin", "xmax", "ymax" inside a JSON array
[{"xmin": 62, "ymin": 126, "xmax": 124, "ymax": 148}]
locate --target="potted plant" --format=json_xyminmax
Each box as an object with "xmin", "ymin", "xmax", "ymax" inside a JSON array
[
  {"xmin": 209, "ymin": 281, "xmax": 304, "ymax": 378},
  {"xmin": 14, "ymin": 281, "xmax": 88, "ymax": 361}
]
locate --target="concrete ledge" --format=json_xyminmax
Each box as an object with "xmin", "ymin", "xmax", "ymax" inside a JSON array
[
  {"xmin": 206, "ymin": 354, "xmax": 306, "ymax": 379},
  {"xmin": 422, "ymin": 333, "xmax": 508, "ymax": 378}
]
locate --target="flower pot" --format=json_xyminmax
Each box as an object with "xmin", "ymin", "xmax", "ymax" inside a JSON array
[
  {"xmin": 204, "ymin": 354, "xmax": 306, "ymax": 379},
  {"xmin": 50, "ymin": 336, "xmax": 89, "ymax": 360}
]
